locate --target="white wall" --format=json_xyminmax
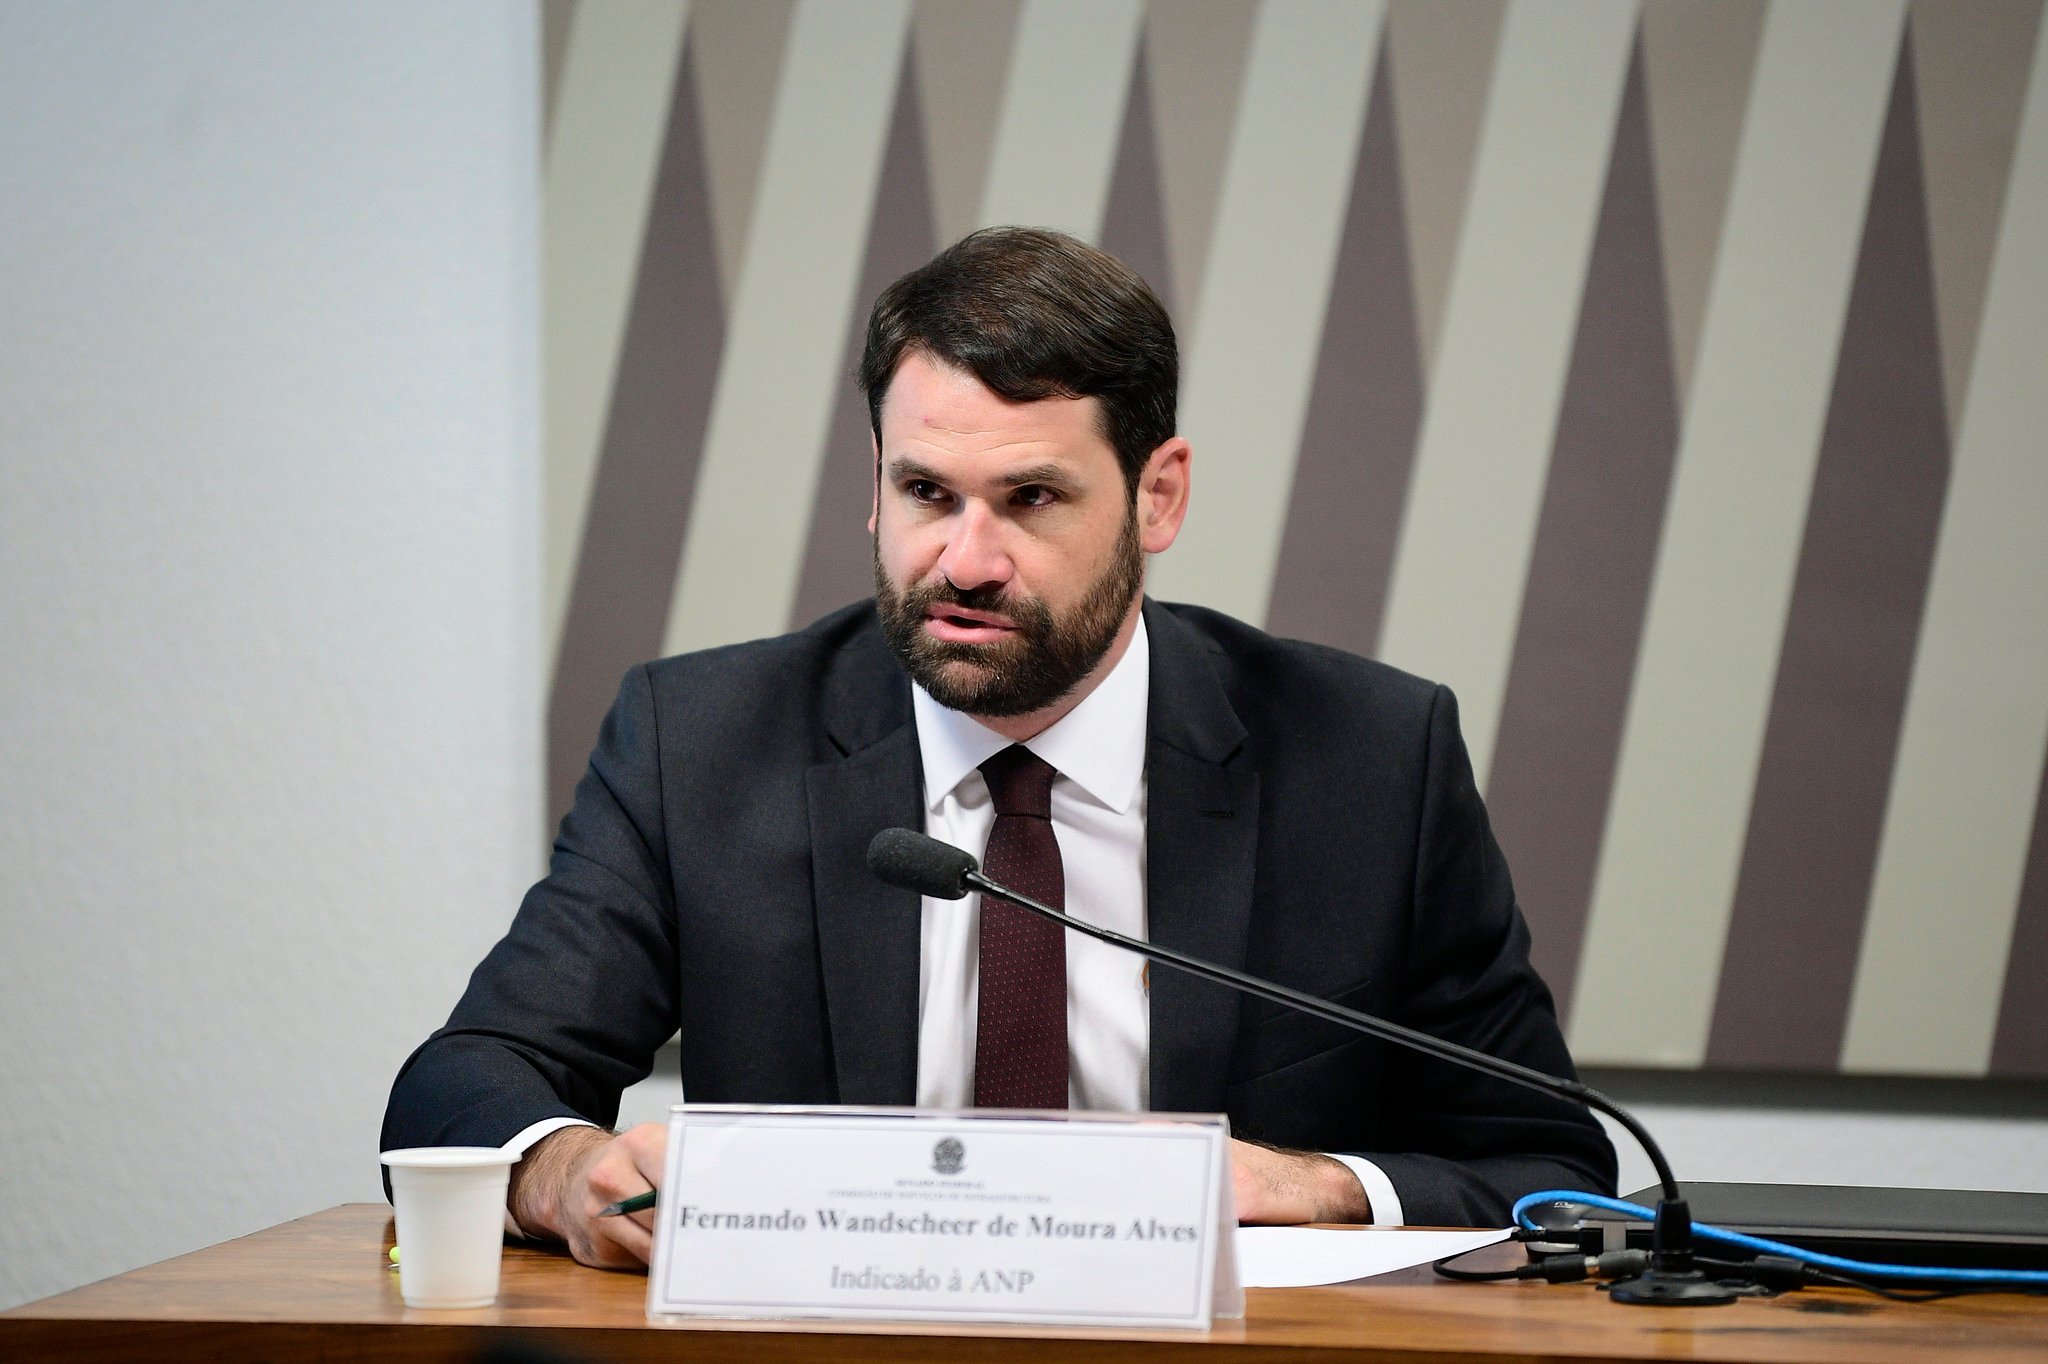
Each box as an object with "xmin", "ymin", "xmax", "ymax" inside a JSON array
[{"xmin": 0, "ymin": 1, "xmax": 541, "ymax": 1309}]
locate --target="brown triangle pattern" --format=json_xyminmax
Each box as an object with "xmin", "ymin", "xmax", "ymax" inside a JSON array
[
  {"xmin": 915, "ymin": 0, "xmax": 1022, "ymax": 247},
  {"xmin": 1099, "ymin": 31, "xmax": 1176, "ymax": 317},
  {"xmin": 1385, "ymin": 0, "xmax": 1505, "ymax": 378},
  {"xmin": 546, "ymin": 29, "xmax": 726, "ymax": 828},
  {"xmin": 1263, "ymin": 36, "xmax": 1422, "ymax": 658},
  {"xmin": 1482, "ymin": 30, "xmax": 1679, "ymax": 1025},
  {"xmin": 1707, "ymin": 38, "xmax": 1953, "ymax": 1071},
  {"xmin": 787, "ymin": 43, "xmax": 937, "ymax": 630},
  {"xmin": 541, "ymin": 0, "xmax": 577, "ymax": 145},
  {"xmin": 692, "ymin": 0, "xmax": 797, "ymax": 308},
  {"xmin": 1639, "ymin": 0, "xmax": 1766, "ymax": 406},
  {"xmin": 1991, "ymin": 759, "xmax": 2048, "ymax": 1076},
  {"xmin": 1909, "ymin": 0, "xmax": 2045, "ymax": 441},
  {"xmin": 1143, "ymin": 0, "xmax": 1259, "ymax": 329}
]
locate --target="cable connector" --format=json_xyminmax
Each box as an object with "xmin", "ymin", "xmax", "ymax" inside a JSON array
[
  {"xmin": 1517, "ymin": 1250, "xmax": 1652, "ymax": 1284},
  {"xmin": 1532, "ymin": 1256, "xmax": 1595, "ymax": 1283},
  {"xmin": 1594, "ymin": 1250, "xmax": 1652, "ymax": 1279},
  {"xmin": 1742, "ymin": 1255, "xmax": 1810, "ymax": 1293}
]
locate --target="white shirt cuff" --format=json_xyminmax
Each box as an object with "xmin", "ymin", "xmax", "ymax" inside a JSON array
[
  {"xmin": 1327, "ymin": 1154, "xmax": 1406, "ymax": 1227},
  {"xmin": 505, "ymin": 1116, "xmax": 597, "ymax": 1156},
  {"xmin": 499, "ymin": 1117, "xmax": 599, "ymax": 1237}
]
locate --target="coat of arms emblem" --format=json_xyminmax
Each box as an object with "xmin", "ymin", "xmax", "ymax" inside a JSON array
[{"xmin": 932, "ymin": 1136, "xmax": 965, "ymax": 1175}]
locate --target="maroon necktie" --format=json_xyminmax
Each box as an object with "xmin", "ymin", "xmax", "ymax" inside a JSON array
[{"xmin": 973, "ymin": 745, "xmax": 1069, "ymax": 1109}]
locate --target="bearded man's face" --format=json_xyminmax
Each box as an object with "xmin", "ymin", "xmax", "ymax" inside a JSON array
[{"xmin": 869, "ymin": 352, "xmax": 1145, "ymax": 721}]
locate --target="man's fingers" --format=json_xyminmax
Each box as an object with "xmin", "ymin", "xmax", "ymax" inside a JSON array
[
  {"xmin": 584, "ymin": 1129, "xmax": 664, "ymax": 1205},
  {"xmin": 602, "ymin": 1215, "xmax": 655, "ymax": 1264},
  {"xmin": 572, "ymin": 1211, "xmax": 654, "ymax": 1268},
  {"xmin": 617, "ymin": 1122, "xmax": 669, "ymax": 1185},
  {"xmin": 569, "ymin": 1222, "xmax": 651, "ymax": 1270},
  {"xmin": 555, "ymin": 1123, "xmax": 671, "ymax": 1268}
]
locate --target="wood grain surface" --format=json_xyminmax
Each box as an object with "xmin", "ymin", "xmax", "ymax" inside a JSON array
[{"xmin": 4, "ymin": 1204, "xmax": 2046, "ymax": 1362}]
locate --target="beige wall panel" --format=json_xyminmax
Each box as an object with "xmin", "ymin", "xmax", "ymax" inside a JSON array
[
  {"xmin": 976, "ymin": 0, "xmax": 1145, "ymax": 240},
  {"xmin": 1843, "ymin": 17, "xmax": 2048, "ymax": 1075},
  {"xmin": 661, "ymin": 0, "xmax": 912, "ymax": 655},
  {"xmin": 914, "ymin": 0, "xmax": 1022, "ymax": 248},
  {"xmin": 1572, "ymin": 1, "xmax": 1907, "ymax": 1067},
  {"xmin": 1640, "ymin": 0, "xmax": 1767, "ymax": 405},
  {"xmin": 1910, "ymin": 0, "xmax": 2045, "ymax": 440},
  {"xmin": 1374, "ymin": 0, "xmax": 1637, "ymax": 785},
  {"xmin": 543, "ymin": 0, "xmax": 690, "ymax": 661},
  {"xmin": 1148, "ymin": 0, "xmax": 1383, "ymax": 620},
  {"xmin": 1385, "ymin": 0, "xmax": 1507, "ymax": 378},
  {"xmin": 1145, "ymin": 0, "xmax": 1260, "ymax": 329},
  {"xmin": 691, "ymin": 0, "xmax": 796, "ymax": 304}
]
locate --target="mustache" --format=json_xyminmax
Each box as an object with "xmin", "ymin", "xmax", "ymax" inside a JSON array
[{"xmin": 900, "ymin": 576, "xmax": 1026, "ymax": 617}]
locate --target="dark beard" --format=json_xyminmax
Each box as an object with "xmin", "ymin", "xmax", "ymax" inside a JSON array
[{"xmin": 874, "ymin": 512, "xmax": 1143, "ymax": 718}]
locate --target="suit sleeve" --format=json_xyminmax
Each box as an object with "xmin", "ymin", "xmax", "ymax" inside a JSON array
[
  {"xmin": 1359, "ymin": 684, "xmax": 1618, "ymax": 1226},
  {"xmin": 381, "ymin": 664, "xmax": 681, "ymax": 1158}
]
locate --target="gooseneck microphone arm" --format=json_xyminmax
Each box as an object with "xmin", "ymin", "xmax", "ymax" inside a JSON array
[
  {"xmin": 865, "ymin": 826, "xmax": 1736, "ymax": 1306},
  {"xmin": 964, "ymin": 864, "xmax": 1684, "ymax": 1189}
]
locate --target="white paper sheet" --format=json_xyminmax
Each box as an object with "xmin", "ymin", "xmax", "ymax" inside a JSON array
[{"xmin": 1233, "ymin": 1226, "xmax": 1511, "ymax": 1288}]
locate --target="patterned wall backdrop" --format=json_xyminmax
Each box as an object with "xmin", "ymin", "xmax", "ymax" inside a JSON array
[{"xmin": 538, "ymin": 0, "xmax": 2048, "ymax": 1079}]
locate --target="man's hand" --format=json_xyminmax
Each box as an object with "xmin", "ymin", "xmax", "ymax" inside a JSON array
[
  {"xmin": 1230, "ymin": 1137, "xmax": 1373, "ymax": 1224},
  {"xmin": 509, "ymin": 1123, "xmax": 668, "ymax": 1268}
]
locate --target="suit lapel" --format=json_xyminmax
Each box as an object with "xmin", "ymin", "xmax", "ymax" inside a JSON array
[
  {"xmin": 1142, "ymin": 603, "xmax": 1259, "ymax": 1115},
  {"xmin": 807, "ymin": 629, "xmax": 924, "ymax": 1106},
  {"xmin": 803, "ymin": 604, "xmax": 1261, "ymax": 1114}
]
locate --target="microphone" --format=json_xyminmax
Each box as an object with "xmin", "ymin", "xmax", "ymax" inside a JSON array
[
  {"xmin": 864, "ymin": 827, "xmax": 1735, "ymax": 1307},
  {"xmin": 866, "ymin": 826, "xmax": 976, "ymax": 899}
]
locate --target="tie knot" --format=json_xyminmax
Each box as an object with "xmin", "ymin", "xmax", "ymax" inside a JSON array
[{"xmin": 979, "ymin": 745, "xmax": 1056, "ymax": 819}]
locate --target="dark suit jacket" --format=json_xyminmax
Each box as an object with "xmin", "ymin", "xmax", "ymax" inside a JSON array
[{"xmin": 383, "ymin": 599, "xmax": 1615, "ymax": 1226}]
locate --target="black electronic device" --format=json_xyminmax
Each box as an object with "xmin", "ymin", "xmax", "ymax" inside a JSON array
[{"xmin": 1585, "ymin": 1183, "xmax": 2048, "ymax": 1272}]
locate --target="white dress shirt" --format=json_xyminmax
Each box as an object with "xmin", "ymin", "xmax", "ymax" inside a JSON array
[
  {"xmin": 910, "ymin": 617, "xmax": 1400, "ymax": 1223},
  {"xmin": 506, "ymin": 615, "xmax": 1404, "ymax": 1225},
  {"xmin": 912, "ymin": 614, "xmax": 1153, "ymax": 1110}
]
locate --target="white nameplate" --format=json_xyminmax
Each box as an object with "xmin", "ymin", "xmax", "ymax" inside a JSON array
[{"xmin": 647, "ymin": 1105, "xmax": 1241, "ymax": 1329}]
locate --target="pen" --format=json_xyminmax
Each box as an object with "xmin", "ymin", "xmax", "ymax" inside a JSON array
[{"xmin": 598, "ymin": 1190, "xmax": 658, "ymax": 1218}]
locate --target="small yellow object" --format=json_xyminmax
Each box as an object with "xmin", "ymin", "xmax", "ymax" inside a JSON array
[{"xmin": 389, "ymin": 1245, "xmax": 401, "ymax": 1265}]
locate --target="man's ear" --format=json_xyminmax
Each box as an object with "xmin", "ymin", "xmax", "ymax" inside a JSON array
[
  {"xmin": 1137, "ymin": 437, "xmax": 1192, "ymax": 554},
  {"xmin": 868, "ymin": 431, "xmax": 881, "ymax": 535}
]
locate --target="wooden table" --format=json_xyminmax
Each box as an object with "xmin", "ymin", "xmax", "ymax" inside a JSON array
[{"xmin": 5, "ymin": 1204, "xmax": 2046, "ymax": 1362}]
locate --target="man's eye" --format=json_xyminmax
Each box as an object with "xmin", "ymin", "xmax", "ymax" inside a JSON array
[
  {"xmin": 1014, "ymin": 485, "xmax": 1056, "ymax": 508},
  {"xmin": 906, "ymin": 480, "xmax": 944, "ymax": 503}
]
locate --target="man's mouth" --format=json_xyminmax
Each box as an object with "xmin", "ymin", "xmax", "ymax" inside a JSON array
[{"xmin": 923, "ymin": 605, "xmax": 1018, "ymax": 645}]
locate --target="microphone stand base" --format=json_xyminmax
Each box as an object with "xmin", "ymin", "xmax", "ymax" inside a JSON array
[{"xmin": 1607, "ymin": 1270, "xmax": 1740, "ymax": 1306}]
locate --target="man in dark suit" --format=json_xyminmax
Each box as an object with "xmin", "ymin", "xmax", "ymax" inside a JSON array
[{"xmin": 384, "ymin": 228, "xmax": 1615, "ymax": 1269}]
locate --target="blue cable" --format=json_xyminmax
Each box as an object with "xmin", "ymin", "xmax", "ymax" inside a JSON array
[{"xmin": 1513, "ymin": 1190, "xmax": 2048, "ymax": 1287}]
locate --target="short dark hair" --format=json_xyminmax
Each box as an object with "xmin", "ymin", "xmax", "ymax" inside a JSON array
[{"xmin": 859, "ymin": 227, "xmax": 1177, "ymax": 494}]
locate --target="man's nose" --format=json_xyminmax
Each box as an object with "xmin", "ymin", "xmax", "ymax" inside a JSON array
[{"xmin": 935, "ymin": 502, "xmax": 1013, "ymax": 591}]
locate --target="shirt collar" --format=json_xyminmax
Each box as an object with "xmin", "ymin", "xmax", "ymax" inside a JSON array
[{"xmin": 912, "ymin": 614, "xmax": 1149, "ymax": 816}]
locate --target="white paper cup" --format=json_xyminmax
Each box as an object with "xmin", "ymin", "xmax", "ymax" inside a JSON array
[{"xmin": 381, "ymin": 1146, "xmax": 518, "ymax": 1308}]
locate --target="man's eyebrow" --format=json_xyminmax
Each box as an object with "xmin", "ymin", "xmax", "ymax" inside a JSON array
[
  {"xmin": 884, "ymin": 457, "xmax": 1077, "ymax": 489},
  {"xmin": 998, "ymin": 463, "xmax": 1073, "ymax": 489},
  {"xmin": 884, "ymin": 456, "xmax": 947, "ymax": 484}
]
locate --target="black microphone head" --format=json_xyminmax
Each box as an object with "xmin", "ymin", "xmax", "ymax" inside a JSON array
[{"xmin": 866, "ymin": 828, "xmax": 977, "ymax": 900}]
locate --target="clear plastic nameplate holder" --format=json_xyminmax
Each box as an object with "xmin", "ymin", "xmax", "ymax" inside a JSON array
[{"xmin": 647, "ymin": 1105, "xmax": 1242, "ymax": 1330}]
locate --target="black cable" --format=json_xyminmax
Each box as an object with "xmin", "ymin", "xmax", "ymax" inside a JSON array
[
  {"xmin": 1800, "ymin": 1265, "xmax": 2048, "ymax": 1303},
  {"xmin": 1434, "ymin": 1248, "xmax": 1653, "ymax": 1285},
  {"xmin": 1439, "ymin": 1244, "xmax": 2048, "ymax": 1304}
]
